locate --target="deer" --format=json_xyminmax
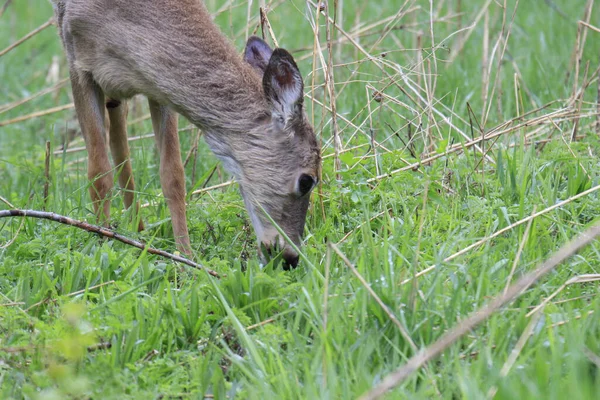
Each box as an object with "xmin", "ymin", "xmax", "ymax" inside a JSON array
[{"xmin": 52, "ymin": 0, "xmax": 321, "ymax": 269}]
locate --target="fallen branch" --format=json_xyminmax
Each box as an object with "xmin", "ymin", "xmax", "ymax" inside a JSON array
[
  {"xmin": 0, "ymin": 209, "xmax": 220, "ymax": 278},
  {"xmin": 359, "ymin": 222, "xmax": 600, "ymax": 400}
]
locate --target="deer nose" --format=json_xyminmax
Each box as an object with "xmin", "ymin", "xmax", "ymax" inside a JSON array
[
  {"xmin": 282, "ymin": 250, "xmax": 299, "ymax": 270},
  {"xmin": 260, "ymin": 242, "xmax": 300, "ymax": 269}
]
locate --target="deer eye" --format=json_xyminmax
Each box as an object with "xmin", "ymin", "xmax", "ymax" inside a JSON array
[{"xmin": 298, "ymin": 174, "xmax": 316, "ymax": 196}]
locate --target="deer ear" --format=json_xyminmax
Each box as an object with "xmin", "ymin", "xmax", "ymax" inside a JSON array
[
  {"xmin": 263, "ymin": 48, "xmax": 304, "ymax": 124},
  {"xmin": 244, "ymin": 36, "xmax": 273, "ymax": 74}
]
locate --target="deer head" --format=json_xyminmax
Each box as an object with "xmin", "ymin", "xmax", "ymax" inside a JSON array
[{"xmin": 234, "ymin": 36, "xmax": 321, "ymax": 269}]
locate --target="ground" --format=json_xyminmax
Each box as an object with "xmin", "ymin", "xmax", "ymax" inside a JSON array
[{"xmin": 1, "ymin": 0, "xmax": 600, "ymax": 398}]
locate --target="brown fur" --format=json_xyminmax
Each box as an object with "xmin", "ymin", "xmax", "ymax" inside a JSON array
[{"xmin": 53, "ymin": 0, "xmax": 321, "ymax": 268}]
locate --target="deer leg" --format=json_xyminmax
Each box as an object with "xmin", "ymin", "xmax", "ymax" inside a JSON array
[
  {"xmin": 70, "ymin": 71, "xmax": 113, "ymax": 224},
  {"xmin": 148, "ymin": 99, "xmax": 191, "ymax": 255},
  {"xmin": 106, "ymin": 98, "xmax": 144, "ymax": 232}
]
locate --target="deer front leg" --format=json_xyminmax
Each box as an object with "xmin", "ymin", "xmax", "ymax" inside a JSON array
[
  {"xmin": 106, "ymin": 98, "xmax": 144, "ymax": 232},
  {"xmin": 148, "ymin": 99, "xmax": 192, "ymax": 255},
  {"xmin": 70, "ymin": 71, "xmax": 113, "ymax": 224}
]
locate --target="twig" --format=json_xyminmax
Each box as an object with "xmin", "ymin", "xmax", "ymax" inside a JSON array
[
  {"xmin": 0, "ymin": 209, "xmax": 220, "ymax": 278},
  {"xmin": 0, "ymin": 18, "xmax": 54, "ymax": 58},
  {"xmin": 359, "ymin": 222, "xmax": 600, "ymax": 400}
]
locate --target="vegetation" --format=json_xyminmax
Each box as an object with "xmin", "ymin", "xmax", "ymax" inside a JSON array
[{"xmin": 1, "ymin": 0, "xmax": 600, "ymax": 398}]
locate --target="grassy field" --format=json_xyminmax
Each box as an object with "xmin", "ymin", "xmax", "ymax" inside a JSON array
[{"xmin": 2, "ymin": 0, "xmax": 600, "ymax": 398}]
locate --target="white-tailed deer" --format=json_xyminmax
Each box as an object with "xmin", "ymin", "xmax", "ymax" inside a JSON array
[{"xmin": 52, "ymin": 0, "xmax": 321, "ymax": 269}]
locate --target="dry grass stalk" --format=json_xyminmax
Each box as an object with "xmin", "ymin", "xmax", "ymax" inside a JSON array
[
  {"xmin": 571, "ymin": 0, "xmax": 594, "ymax": 99},
  {"xmin": 25, "ymin": 280, "xmax": 117, "ymax": 311},
  {"xmin": 401, "ymin": 182, "xmax": 600, "ymax": 285},
  {"xmin": 550, "ymin": 310, "xmax": 594, "ymax": 328},
  {"xmin": 191, "ymin": 180, "xmax": 235, "ymax": 196},
  {"xmin": 487, "ymin": 310, "xmax": 543, "ymax": 398},
  {"xmin": 323, "ymin": 0, "xmax": 342, "ymax": 180},
  {"xmin": 330, "ymin": 241, "xmax": 444, "ymax": 395},
  {"xmin": 336, "ymin": 209, "xmax": 390, "ymax": 243},
  {"xmin": 0, "ymin": 194, "xmax": 15, "ymax": 208},
  {"xmin": 526, "ymin": 274, "xmax": 600, "ymax": 317},
  {"xmin": 139, "ymin": 179, "xmax": 235, "ymax": 210},
  {"xmin": 0, "ymin": 0, "xmax": 12, "ymax": 19},
  {"xmin": 0, "ymin": 103, "xmax": 74, "ymax": 127},
  {"xmin": 259, "ymin": 7, "xmax": 279, "ymax": 47},
  {"xmin": 481, "ymin": 9, "xmax": 490, "ymax": 106},
  {"xmin": 447, "ymin": 0, "xmax": 492, "ymax": 63},
  {"xmin": 197, "ymin": 316, "xmax": 277, "ymax": 349},
  {"xmin": 365, "ymin": 87, "xmax": 381, "ymax": 176},
  {"xmin": 0, "ymin": 216, "xmax": 24, "ymax": 249},
  {"xmin": 43, "ymin": 141, "xmax": 51, "ymax": 210},
  {"xmin": 360, "ymin": 222, "xmax": 600, "ymax": 400},
  {"xmin": 555, "ymin": 122, "xmax": 592, "ymax": 180},
  {"xmin": 328, "ymin": 1, "xmax": 415, "ymax": 98},
  {"xmin": 426, "ymin": 0, "xmax": 440, "ymax": 152},
  {"xmin": 503, "ymin": 206, "xmax": 536, "ymax": 295},
  {"xmin": 579, "ymin": 20, "xmax": 600, "ymax": 34},
  {"xmin": 127, "ymin": 113, "xmax": 151, "ymax": 126},
  {"xmin": 0, "ymin": 302, "xmax": 25, "ymax": 307},
  {"xmin": 322, "ymin": 244, "xmax": 332, "ymax": 387},
  {"xmin": 571, "ymin": 60, "xmax": 591, "ymax": 141},
  {"xmin": 0, "ymin": 78, "xmax": 69, "ymax": 115},
  {"xmin": 483, "ymin": 0, "xmax": 520, "ymax": 127},
  {"xmin": 330, "ymin": 243, "xmax": 417, "ymax": 350},
  {"xmin": 584, "ymin": 347, "xmax": 600, "ymax": 368},
  {"xmin": 54, "ymin": 133, "xmax": 152, "ymax": 155},
  {"xmin": 368, "ymin": 105, "xmax": 576, "ymax": 183},
  {"xmin": 54, "ymin": 126, "xmax": 195, "ymax": 156},
  {"xmin": 0, "ymin": 17, "xmax": 54, "ymax": 58}
]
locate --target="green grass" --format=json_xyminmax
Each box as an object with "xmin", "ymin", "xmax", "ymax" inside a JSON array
[{"xmin": 2, "ymin": 0, "xmax": 600, "ymax": 398}]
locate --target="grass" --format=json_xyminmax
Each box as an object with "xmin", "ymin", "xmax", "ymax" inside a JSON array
[{"xmin": 1, "ymin": 0, "xmax": 600, "ymax": 398}]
